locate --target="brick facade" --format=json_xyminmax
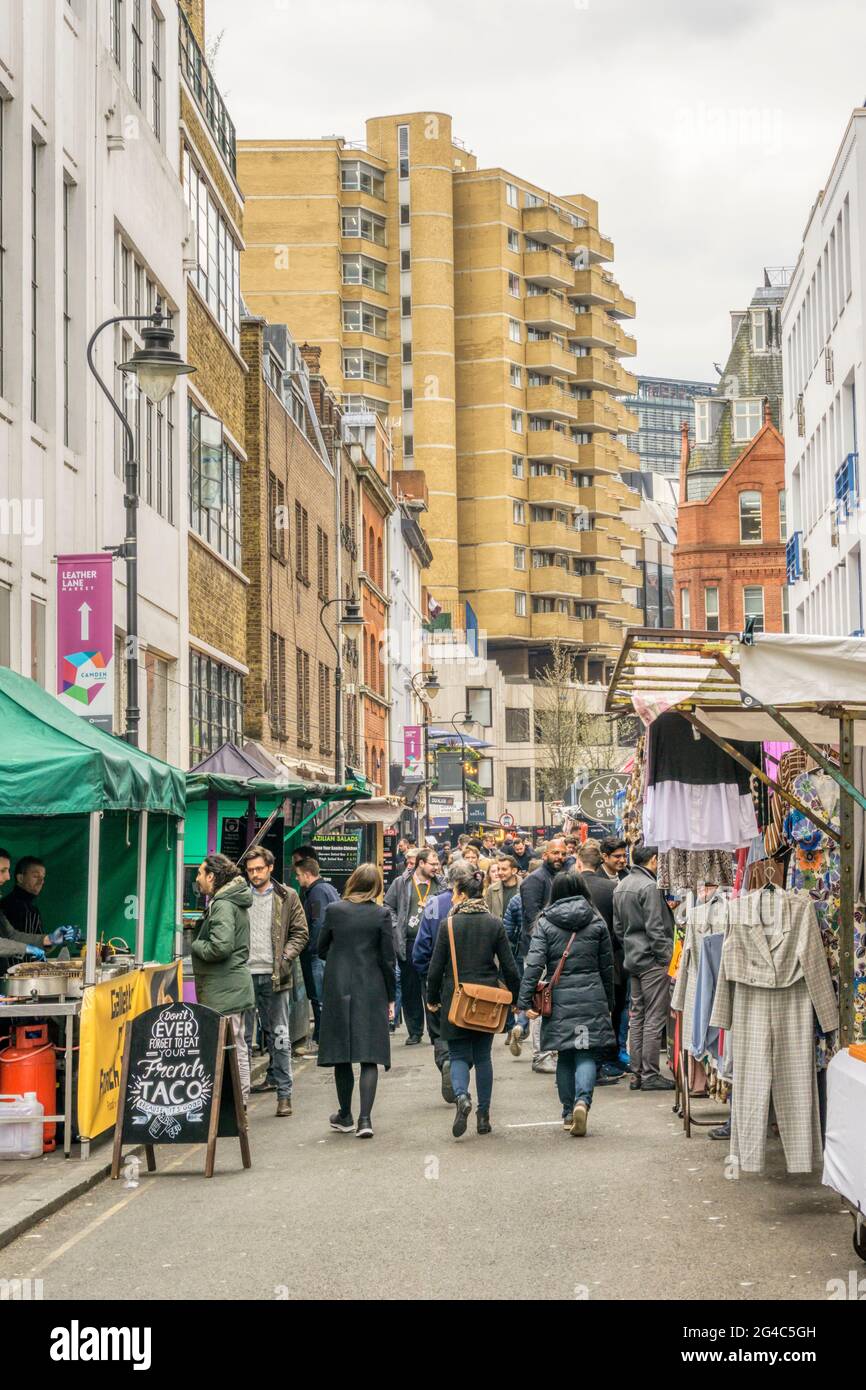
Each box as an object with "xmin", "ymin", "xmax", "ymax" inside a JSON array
[{"xmin": 673, "ymin": 417, "xmax": 787, "ymax": 633}]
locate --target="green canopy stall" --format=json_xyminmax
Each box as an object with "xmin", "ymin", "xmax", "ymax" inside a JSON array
[{"xmin": 0, "ymin": 668, "xmax": 186, "ymax": 979}]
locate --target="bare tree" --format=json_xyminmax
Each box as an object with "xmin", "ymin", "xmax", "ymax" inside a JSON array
[{"xmin": 534, "ymin": 641, "xmax": 613, "ymax": 802}]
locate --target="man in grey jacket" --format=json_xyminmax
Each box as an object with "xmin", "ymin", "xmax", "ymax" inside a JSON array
[
  {"xmin": 384, "ymin": 848, "xmax": 446, "ymax": 1044},
  {"xmin": 613, "ymin": 844, "xmax": 675, "ymax": 1092}
]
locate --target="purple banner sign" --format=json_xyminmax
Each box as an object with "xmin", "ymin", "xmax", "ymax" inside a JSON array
[
  {"xmin": 402, "ymin": 724, "xmax": 423, "ymax": 781},
  {"xmin": 56, "ymin": 553, "xmax": 114, "ymax": 730}
]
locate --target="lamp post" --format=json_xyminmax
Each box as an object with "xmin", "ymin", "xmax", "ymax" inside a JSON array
[
  {"xmin": 450, "ymin": 710, "xmax": 474, "ymax": 835},
  {"xmin": 319, "ymin": 594, "xmax": 365, "ymax": 786},
  {"xmin": 86, "ymin": 300, "xmax": 195, "ymax": 746},
  {"xmin": 409, "ymin": 668, "xmax": 440, "ymax": 841}
]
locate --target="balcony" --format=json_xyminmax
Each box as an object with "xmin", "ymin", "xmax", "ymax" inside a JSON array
[
  {"xmin": 524, "ymin": 292, "xmax": 575, "ymax": 333},
  {"xmin": 576, "ymin": 485, "xmax": 619, "ymax": 518},
  {"xmin": 521, "ymin": 204, "xmax": 573, "ymax": 245},
  {"xmin": 569, "ymin": 225, "xmax": 614, "ymax": 263},
  {"xmin": 526, "ymin": 428, "xmax": 580, "ymax": 464},
  {"xmin": 577, "ymin": 573, "xmax": 620, "ymax": 603},
  {"xmin": 528, "ymin": 471, "xmax": 580, "ymax": 507},
  {"xmin": 786, "ymin": 531, "xmax": 803, "ymax": 583},
  {"xmin": 529, "ymin": 518, "xmax": 582, "ymax": 552},
  {"xmin": 179, "ymin": 8, "xmax": 237, "ymax": 176},
  {"xmin": 574, "ymin": 393, "xmax": 622, "ymax": 433},
  {"xmin": 569, "ymin": 309, "xmax": 617, "ymax": 350},
  {"xmin": 605, "ymin": 276, "xmax": 636, "ymax": 319},
  {"xmin": 526, "ymin": 382, "xmax": 576, "ymax": 421},
  {"xmin": 529, "ymin": 565, "xmax": 583, "ymax": 597},
  {"xmin": 571, "ymin": 354, "xmax": 638, "ymax": 395},
  {"xmin": 523, "ymin": 249, "xmax": 574, "ymax": 290},
  {"xmin": 530, "ymin": 609, "xmax": 585, "ymax": 641},
  {"xmin": 575, "ymin": 528, "xmax": 619, "ymax": 560},
  {"xmin": 834, "ymin": 452, "xmax": 859, "ymax": 526},
  {"xmin": 610, "ymin": 321, "xmax": 637, "ymax": 357},
  {"xmin": 581, "ymin": 617, "xmax": 624, "ymax": 647},
  {"xmin": 526, "ymin": 337, "xmax": 579, "ymax": 377},
  {"xmin": 571, "ymin": 268, "xmax": 615, "ymax": 307},
  {"xmin": 576, "ymin": 439, "xmax": 626, "ymax": 475}
]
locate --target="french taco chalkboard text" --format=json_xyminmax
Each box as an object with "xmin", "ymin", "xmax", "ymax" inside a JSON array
[{"xmin": 111, "ymin": 1001, "xmax": 251, "ymax": 1180}]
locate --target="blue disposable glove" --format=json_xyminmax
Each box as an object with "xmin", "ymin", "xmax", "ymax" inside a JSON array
[
  {"xmin": 47, "ymin": 926, "xmax": 76, "ymax": 945},
  {"xmin": 24, "ymin": 944, "xmax": 46, "ymax": 960}
]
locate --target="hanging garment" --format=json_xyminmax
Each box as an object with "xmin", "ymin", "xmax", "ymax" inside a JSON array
[
  {"xmin": 763, "ymin": 747, "xmax": 807, "ymax": 857},
  {"xmin": 784, "ymin": 769, "xmax": 842, "ymax": 1068},
  {"xmin": 658, "ymin": 848, "xmax": 734, "ymax": 894},
  {"xmin": 690, "ymin": 930, "xmax": 724, "ymax": 1059},
  {"xmin": 710, "ymin": 890, "xmax": 837, "ymax": 1174},
  {"xmin": 622, "ymin": 732, "xmax": 646, "ymax": 847},
  {"xmin": 644, "ymin": 712, "xmax": 759, "ymax": 853},
  {"xmin": 671, "ymin": 894, "xmax": 729, "ymax": 1048}
]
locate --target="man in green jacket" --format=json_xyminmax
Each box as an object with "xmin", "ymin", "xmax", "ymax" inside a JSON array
[{"xmin": 192, "ymin": 854, "xmax": 255, "ymax": 1102}]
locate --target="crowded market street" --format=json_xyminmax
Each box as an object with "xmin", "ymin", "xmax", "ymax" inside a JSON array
[{"xmin": 0, "ymin": 1027, "xmax": 853, "ymax": 1303}]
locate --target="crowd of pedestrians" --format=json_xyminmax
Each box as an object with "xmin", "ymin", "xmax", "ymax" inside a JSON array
[{"xmin": 189, "ymin": 827, "xmax": 676, "ymax": 1140}]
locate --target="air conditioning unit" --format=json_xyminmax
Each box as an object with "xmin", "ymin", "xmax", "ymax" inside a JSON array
[{"xmin": 825, "ymin": 348, "xmax": 834, "ymax": 385}]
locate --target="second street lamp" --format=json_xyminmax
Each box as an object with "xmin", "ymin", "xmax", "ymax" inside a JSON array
[
  {"xmin": 409, "ymin": 668, "xmax": 439, "ymax": 841},
  {"xmin": 86, "ymin": 299, "xmax": 195, "ymax": 746},
  {"xmin": 319, "ymin": 594, "xmax": 365, "ymax": 786},
  {"xmin": 450, "ymin": 710, "xmax": 474, "ymax": 834}
]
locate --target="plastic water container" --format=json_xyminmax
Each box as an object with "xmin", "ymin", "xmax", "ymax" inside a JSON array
[{"xmin": 0, "ymin": 1093, "xmax": 44, "ymax": 1160}]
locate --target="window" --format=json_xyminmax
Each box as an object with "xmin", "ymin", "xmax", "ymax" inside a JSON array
[
  {"xmin": 402, "ymin": 387, "xmax": 413, "ymax": 410},
  {"xmin": 131, "ymin": 0, "xmax": 143, "ymax": 104},
  {"xmin": 743, "ymin": 586, "xmax": 764, "ymax": 633},
  {"xmin": 399, "ymin": 203, "xmax": 410, "ymax": 226},
  {"xmin": 732, "ymin": 399, "xmax": 762, "ymax": 442},
  {"xmin": 269, "ymin": 473, "xmax": 287, "ymax": 561},
  {"xmin": 704, "ymin": 586, "xmax": 719, "ymax": 632},
  {"xmin": 509, "ymin": 317, "xmax": 522, "ymax": 343},
  {"xmin": 341, "ymin": 207, "xmax": 387, "ymax": 245},
  {"xmin": 739, "ymin": 490, "xmax": 762, "ymax": 542},
  {"xmin": 695, "ymin": 399, "xmax": 711, "ymax": 444},
  {"xmin": 188, "ymin": 401, "xmax": 238, "ymax": 560},
  {"xmin": 316, "ymin": 526, "xmax": 330, "ymax": 600},
  {"xmin": 340, "ymin": 160, "xmax": 385, "ymax": 198},
  {"xmin": 189, "ymin": 651, "xmax": 243, "ymax": 764},
  {"xmin": 318, "ymin": 662, "xmax": 332, "ymax": 753},
  {"xmin": 0, "ymin": 100, "xmax": 5, "ymax": 397},
  {"xmin": 62, "ymin": 179, "xmax": 72, "ymax": 446},
  {"xmin": 466, "ymin": 687, "xmax": 492, "ymax": 726},
  {"xmin": 150, "ymin": 5, "xmax": 162, "ymax": 139},
  {"xmin": 30, "ymin": 137, "xmax": 40, "ymax": 423},
  {"xmin": 403, "ymin": 434, "xmax": 414, "ymax": 457},
  {"xmin": 178, "ymin": 8, "xmax": 235, "ymax": 173},
  {"xmin": 507, "ymin": 228, "xmax": 520, "ymax": 253},
  {"xmin": 296, "ymin": 650, "xmax": 311, "ymax": 747},
  {"xmin": 342, "ymin": 300, "xmax": 387, "ymax": 337},
  {"xmin": 341, "ymin": 253, "xmax": 386, "ymax": 293},
  {"xmin": 295, "ymin": 502, "xmax": 310, "ymax": 582},
  {"xmin": 508, "ymin": 272, "xmax": 520, "ymax": 298},
  {"xmin": 269, "ymin": 632, "xmax": 287, "ymax": 735},
  {"xmin": 343, "ymin": 348, "xmax": 387, "ymax": 384},
  {"xmin": 183, "ymin": 151, "xmax": 241, "ymax": 346},
  {"xmin": 110, "ymin": 0, "xmax": 123, "ymax": 63},
  {"xmin": 0, "ymin": 583, "xmax": 9, "ymax": 667},
  {"xmin": 782, "ymin": 586, "xmax": 790, "ymax": 633},
  {"xmin": 510, "ymin": 363, "xmax": 522, "ymax": 388},
  {"xmin": 511, "ymin": 410, "xmax": 524, "ymax": 433},
  {"xmin": 778, "ymin": 489, "xmax": 787, "ymax": 542},
  {"xmin": 144, "ymin": 650, "xmax": 169, "ymax": 760},
  {"xmin": 506, "ymin": 182, "xmax": 518, "ymax": 208},
  {"xmin": 402, "ymin": 341, "xmax": 412, "ymax": 364},
  {"xmin": 511, "ymin": 456, "xmax": 525, "ymax": 479},
  {"xmin": 513, "ymin": 545, "xmax": 526, "ymax": 570},
  {"xmin": 400, "ymin": 250, "xmax": 411, "ymax": 270},
  {"xmin": 506, "ymin": 707, "xmax": 530, "ymax": 742},
  {"xmin": 506, "ymin": 766, "xmax": 531, "ymax": 801},
  {"xmin": 401, "ymin": 295, "xmax": 411, "ymax": 317},
  {"xmin": 515, "ymin": 591, "xmax": 527, "ymax": 617},
  {"xmin": 751, "ymin": 309, "xmax": 767, "ymax": 352},
  {"xmin": 397, "ymin": 124, "xmax": 409, "ymax": 178},
  {"xmin": 30, "ymin": 598, "xmax": 45, "ymax": 686},
  {"xmin": 476, "ymin": 758, "xmax": 494, "ymax": 795},
  {"xmin": 680, "ymin": 587, "xmax": 690, "ymax": 628},
  {"xmin": 513, "ymin": 500, "xmax": 525, "ymax": 525}
]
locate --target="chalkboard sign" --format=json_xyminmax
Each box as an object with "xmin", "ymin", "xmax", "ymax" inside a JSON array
[
  {"xmin": 111, "ymin": 1001, "xmax": 251, "ymax": 1180},
  {"xmin": 312, "ymin": 829, "xmax": 363, "ymax": 883},
  {"xmin": 383, "ymin": 830, "xmax": 398, "ymax": 889},
  {"xmin": 221, "ymin": 815, "xmax": 284, "ymax": 882}
]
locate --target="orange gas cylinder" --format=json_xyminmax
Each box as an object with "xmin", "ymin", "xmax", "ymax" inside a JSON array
[{"xmin": 0, "ymin": 1025, "xmax": 57, "ymax": 1152}]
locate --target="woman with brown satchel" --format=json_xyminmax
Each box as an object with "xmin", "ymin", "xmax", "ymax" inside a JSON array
[
  {"xmin": 517, "ymin": 871, "xmax": 615, "ymax": 1137},
  {"xmin": 426, "ymin": 863, "xmax": 521, "ymax": 1138}
]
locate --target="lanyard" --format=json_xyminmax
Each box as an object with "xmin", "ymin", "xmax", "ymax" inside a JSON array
[{"xmin": 413, "ymin": 878, "xmax": 432, "ymax": 907}]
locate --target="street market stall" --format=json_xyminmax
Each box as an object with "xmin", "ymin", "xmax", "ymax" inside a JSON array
[
  {"xmin": 0, "ymin": 668, "xmax": 186, "ymax": 1158},
  {"xmin": 606, "ymin": 628, "xmax": 866, "ymax": 1254}
]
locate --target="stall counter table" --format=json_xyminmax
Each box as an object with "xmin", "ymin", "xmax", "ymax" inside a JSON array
[{"xmin": 0, "ymin": 1000, "xmax": 79, "ymax": 1158}]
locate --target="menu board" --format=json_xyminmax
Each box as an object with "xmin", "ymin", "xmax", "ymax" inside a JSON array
[
  {"xmin": 312, "ymin": 828, "xmax": 364, "ymax": 886},
  {"xmin": 383, "ymin": 829, "xmax": 399, "ymax": 889}
]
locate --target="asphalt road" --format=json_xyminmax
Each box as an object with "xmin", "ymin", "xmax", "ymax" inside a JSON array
[{"xmin": 0, "ymin": 1032, "xmax": 856, "ymax": 1301}]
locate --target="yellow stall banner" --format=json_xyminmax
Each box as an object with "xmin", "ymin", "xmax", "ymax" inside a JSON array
[{"xmin": 78, "ymin": 961, "xmax": 181, "ymax": 1140}]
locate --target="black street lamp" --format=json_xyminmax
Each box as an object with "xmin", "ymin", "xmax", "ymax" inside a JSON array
[
  {"xmin": 409, "ymin": 668, "xmax": 440, "ymax": 839},
  {"xmin": 319, "ymin": 594, "xmax": 366, "ymax": 785},
  {"xmin": 450, "ymin": 710, "xmax": 474, "ymax": 834},
  {"xmin": 86, "ymin": 300, "xmax": 194, "ymax": 746}
]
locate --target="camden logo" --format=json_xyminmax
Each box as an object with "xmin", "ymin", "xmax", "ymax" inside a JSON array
[
  {"xmin": 50, "ymin": 1321, "xmax": 151, "ymax": 1370},
  {"xmin": 128, "ymin": 1003, "xmax": 213, "ymax": 1139}
]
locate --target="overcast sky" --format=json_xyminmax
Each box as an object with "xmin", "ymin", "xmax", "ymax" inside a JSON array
[{"xmin": 207, "ymin": 0, "xmax": 865, "ymax": 382}]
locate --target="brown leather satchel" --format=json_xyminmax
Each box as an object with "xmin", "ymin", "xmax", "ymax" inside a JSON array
[
  {"xmin": 532, "ymin": 932, "xmax": 576, "ymax": 1018},
  {"xmin": 446, "ymin": 916, "xmax": 513, "ymax": 1033}
]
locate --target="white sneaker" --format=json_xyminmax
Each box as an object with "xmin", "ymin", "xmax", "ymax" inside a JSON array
[
  {"xmin": 532, "ymin": 1054, "xmax": 557, "ymax": 1075},
  {"xmin": 508, "ymin": 1025, "xmax": 524, "ymax": 1057}
]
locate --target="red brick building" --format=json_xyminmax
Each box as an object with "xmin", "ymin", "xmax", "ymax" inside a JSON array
[{"xmin": 673, "ymin": 406, "xmax": 787, "ymax": 633}]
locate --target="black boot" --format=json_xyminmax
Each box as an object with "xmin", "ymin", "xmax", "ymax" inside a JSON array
[
  {"xmin": 476, "ymin": 1109, "xmax": 492, "ymax": 1135},
  {"xmin": 452, "ymin": 1094, "xmax": 472, "ymax": 1137}
]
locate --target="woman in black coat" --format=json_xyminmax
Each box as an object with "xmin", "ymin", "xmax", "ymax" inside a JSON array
[
  {"xmin": 427, "ymin": 864, "xmax": 521, "ymax": 1138},
  {"xmin": 518, "ymin": 870, "xmax": 615, "ymax": 1137},
  {"xmin": 317, "ymin": 863, "xmax": 396, "ymax": 1139}
]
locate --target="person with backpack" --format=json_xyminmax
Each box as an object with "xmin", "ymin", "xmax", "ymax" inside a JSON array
[{"xmin": 518, "ymin": 870, "xmax": 615, "ymax": 1137}]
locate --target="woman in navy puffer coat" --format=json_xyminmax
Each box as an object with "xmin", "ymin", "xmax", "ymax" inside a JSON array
[{"xmin": 518, "ymin": 870, "xmax": 615, "ymax": 1136}]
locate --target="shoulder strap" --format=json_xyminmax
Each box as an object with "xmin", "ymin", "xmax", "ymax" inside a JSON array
[
  {"xmin": 549, "ymin": 932, "xmax": 577, "ymax": 988},
  {"xmin": 447, "ymin": 915, "xmax": 461, "ymax": 991}
]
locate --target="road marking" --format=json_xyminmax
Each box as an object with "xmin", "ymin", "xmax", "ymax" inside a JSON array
[{"xmin": 506, "ymin": 1120, "xmax": 565, "ymax": 1128}]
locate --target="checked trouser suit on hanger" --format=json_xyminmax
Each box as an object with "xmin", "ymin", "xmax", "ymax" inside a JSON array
[{"xmin": 709, "ymin": 890, "xmax": 837, "ymax": 1174}]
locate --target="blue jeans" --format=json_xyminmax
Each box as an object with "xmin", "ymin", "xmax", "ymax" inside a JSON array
[
  {"xmin": 251, "ymin": 974, "xmax": 293, "ymax": 1098},
  {"xmin": 448, "ymin": 1034, "xmax": 494, "ymax": 1110},
  {"xmin": 556, "ymin": 1048, "xmax": 597, "ymax": 1113},
  {"xmin": 311, "ymin": 957, "xmax": 326, "ymax": 1041}
]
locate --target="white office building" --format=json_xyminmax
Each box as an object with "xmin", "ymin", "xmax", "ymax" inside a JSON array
[
  {"xmin": 782, "ymin": 108, "xmax": 865, "ymax": 637},
  {"xmin": 0, "ymin": 1, "xmax": 190, "ymax": 760}
]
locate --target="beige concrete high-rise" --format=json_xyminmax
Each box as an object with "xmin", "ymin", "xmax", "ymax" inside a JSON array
[{"xmin": 239, "ymin": 111, "xmax": 643, "ymax": 679}]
